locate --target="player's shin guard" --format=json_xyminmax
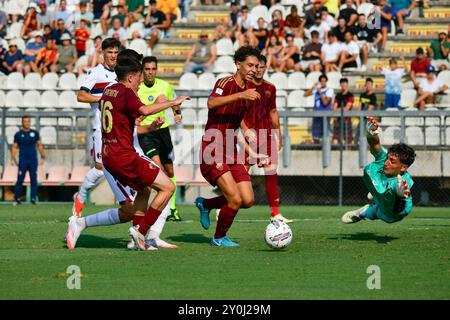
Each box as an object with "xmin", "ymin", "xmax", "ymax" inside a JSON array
[
  {"xmin": 137, "ymin": 207, "xmax": 162, "ymax": 236},
  {"xmin": 265, "ymin": 174, "xmax": 280, "ymax": 217},
  {"xmin": 204, "ymin": 196, "xmax": 228, "ymax": 209},
  {"xmin": 78, "ymin": 168, "xmax": 104, "ymax": 203},
  {"xmin": 214, "ymin": 205, "xmax": 238, "ymax": 239}
]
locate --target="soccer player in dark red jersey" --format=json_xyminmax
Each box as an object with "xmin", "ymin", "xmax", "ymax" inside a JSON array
[
  {"xmin": 241, "ymin": 55, "xmax": 293, "ymax": 223},
  {"xmin": 195, "ymin": 46, "xmax": 263, "ymax": 247},
  {"xmin": 66, "ymin": 55, "xmax": 190, "ymax": 251}
]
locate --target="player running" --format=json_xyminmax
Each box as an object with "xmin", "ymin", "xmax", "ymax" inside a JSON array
[
  {"xmin": 137, "ymin": 56, "xmax": 183, "ymax": 222},
  {"xmin": 195, "ymin": 46, "xmax": 264, "ymax": 247},
  {"xmin": 66, "ymin": 53, "xmax": 190, "ymax": 251},
  {"xmin": 342, "ymin": 116, "xmax": 415, "ymax": 224},
  {"xmin": 240, "ymin": 54, "xmax": 292, "ymax": 224},
  {"xmin": 73, "ymin": 38, "xmax": 120, "ymax": 217}
]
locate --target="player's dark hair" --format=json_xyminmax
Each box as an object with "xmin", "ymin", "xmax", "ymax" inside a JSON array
[
  {"xmin": 366, "ymin": 77, "xmax": 373, "ymax": 83},
  {"xmin": 234, "ymin": 46, "xmax": 260, "ymax": 63},
  {"xmin": 102, "ymin": 38, "xmax": 121, "ymax": 51},
  {"xmin": 319, "ymin": 74, "xmax": 328, "ymax": 82},
  {"xmin": 142, "ymin": 56, "xmax": 158, "ymax": 66},
  {"xmin": 340, "ymin": 77, "xmax": 349, "ymax": 84},
  {"xmin": 118, "ymin": 48, "xmax": 143, "ymax": 63},
  {"xmin": 259, "ymin": 54, "xmax": 267, "ymax": 64},
  {"xmin": 115, "ymin": 57, "xmax": 142, "ymax": 81},
  {"xmin": 388, "ymin": 143, "xmax": 416, "ymax": 167},
  {"xmin": 22, "ymin": 115, "xmax": 30, "ymax": 120}
]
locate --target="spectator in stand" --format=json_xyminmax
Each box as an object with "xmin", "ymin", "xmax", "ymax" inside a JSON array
[
  {"xmin": 74, "ymin": 19, "xmax": 90, "ymax": 57},
  {"xmin": 358, "ymin": 78, "xmax": 378, "ymax": 111},
  {"xmin": 229, "ymin": 1, "xmax": 240, "ymax": 28},
  {"xmin": 415, "ymin": 65, "xmax": 448, "ymax": 110},
  {"xmin": 304, "ymin": 0, "xmax": 324, "ymax": 29},
  {"xmin": 276, "ymin": 33, "xmax": 301, "ymax": 72},
  {"xmin": 107, "ymin": 17, "xmax": 128, "ymax": 47},
  {"xmin": 321, "ymin": 0, "xmax": 340, "ymax": 17},
  {"xmin": 73, "ymin": 1, "xmax": 94, "ymax": 28},
  {"xmin": 300, "ymin": 30, "xmax": 322, "ymax": 72},
  {"xmin": 157, "ymin": 0, "xmax": 178, "ymax": 26},
  {"xmin": 30, "ymin": 38, "xmax": 58, "ymax": 75},
  {"xmin": 307, "ymin": 12, "xmax": 330, "ymax": 43},
  {"xmin": 253, "ymin": 18, "xmax": 269, "ymax": 51},
  {"xmin": 354, "ymin": 14, "xmax": 381, "ymax": 72},
  {"xmin": 321, "ymin": 6, "xmax": 337, "ymax": 29},
  {"xmin": 333, "ymin": 17, "xmax": 355, "ymax": 43},
  {"xmin": 54, "ymin": 19, "xmax": 72, "ymax": 45},
  {"xmin": 428, "ymin": 32, "xmax": 450, "ymax": 71},
  {"xmin": 381, "ymin": 57, "xmax": 406, "ymax": 109},
  {"xmin": 77, "ymin": 35, "xmax": 103, "ymax": 73},
  {"xmin": 0, "ymin": 8, "xmax": 7, "ymax": 38},
  {"xmin": 304, "ymin": 74, "xmax": 334, "ymax": 144},
  {"xmin": 55, "ymin": 0, "xmax": 74, "ymax": 29},
  {"xmin": 270, "ymin": 9, "xmax": 285, "ymax": 29},
  {"xmin": 124, "ymin": 0, "xmax": 145, "ymax": 28},
  {"xmin": 388, "ymin": 0, "xmax": 416, "ymax": 35},
  {"xmin": 24, "ymin": 32, "xmax": 45, "ymax": 74},
  {"xmin": 284, "ymin": 5, "xmax": 304, "ymax": 39},
  {"xmin": 332, "ymin": 78, "xmax": 355, "ymax": 145},
  {"xmin": 42, "ymin": 24, "xmax": 55, "ymax": 43},
  {"xmin": 184, "ymin": 30, "xmax": 217, "ymax": 74},
  {"xmin": 339, "ymin": 0, "xmax": 359, "ymax": 27},
  {"xmin": 93, "ymin": 0, "xmax": 112, "ymax": 20},
  {"xmin": 204, "ymin": 0, "xmax": 223, "ymax": 4},
  {"xmin": 267, "ymin": 19, "xmax": 285, "ymax": 42},
  {"xmin": 377, "ymin": 0, "xmax": 393, "ymax": 52},
  {"xmin": 214, "ymin": 17, "xmax": 233, "ymax": 41},
  {"xmin": 20, "ymin": 3, "xmax": 40, "ymax": 38},
  {"xmin": 180, "ymin": 0, "xmax": 193, "ymax": 23},
  {"xmin": 236, "ymin": 5, "xmax": 257, "ymax": 45},
  {"xmin": 57, "ymin": 33, "xmax": 78, "ymax": 73},
  {"xmin": 263, "ymin": 34, "xmax": 283, "ymax": 71},
  {"xmin": 338, "ymin": 31, "xmax": 360, "ymax": 71},
  {"xmin": 137, "ymin": 0, "xmax": 169, "ymax": 49},
  {"xmin": 101, "ymin": 0, "xmax": 127, "ymax": 35},
  {"xmin": 37, "ymin": 1, "xmax": 55, "ymax": 29},
  {"xmin": 411, "ymin": 47, "xmax": 431, "ymax": 89},
  {"xmin": 321, "ymin": 31, "xmax": 342, "ymax": 73},
  {"xmin": 1, "ymin": 40, "xmax": 25, "ymax": 75}
]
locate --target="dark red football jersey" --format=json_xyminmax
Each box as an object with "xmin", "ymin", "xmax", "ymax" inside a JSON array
[
  {"xmin": 100, "ymin": 83, "xmax": 143, "ymax": 163},
  {"xmin": 244, "ymin": 80, "xmax": 277, "ymax": 131}
]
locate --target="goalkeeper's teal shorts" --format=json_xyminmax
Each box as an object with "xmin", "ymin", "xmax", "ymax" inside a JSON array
[{"xmin": 362, "ymin": 204, "xmax": 405, "ymax": 224}]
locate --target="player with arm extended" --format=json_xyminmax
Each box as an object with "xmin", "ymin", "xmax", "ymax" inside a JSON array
[
  {"xmin": 194, "ymin": 46, "xmax": 262, "ymax": 247},
  {"xmin": 73, "ymin": 38, "xmax": 120, "ymax": 217},
  {"xmin": 342, "ymin": 116, "xmax": 415, "ymax": 224},
  {"xmin": 240, "ymin": 54, "xmax": 292, "ymax": 223},
  {"xmin": 66, "ymin": 53, "xmax": 190, "ymax": 251}
]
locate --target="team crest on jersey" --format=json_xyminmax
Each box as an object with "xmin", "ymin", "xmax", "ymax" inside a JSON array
[
  {"xmin": 215, "ymin": 88, "xmax": 223, "ymax": 95},
  {"xmin": 30, "ymin": 132, "xmax": 35, "ymax": 138},
  {"xmin": 148, "ymin": 95, "xmax": 154, "ymax": 102},
  {"xmin": 265, "ymin": 90, "xmax": 271, "ymax": 98}
]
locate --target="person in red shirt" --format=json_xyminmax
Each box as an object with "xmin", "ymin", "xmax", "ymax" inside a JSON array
[
  {"xmin": 74, "ymin": 19, "xmax": 91, "ymax": 57},
  {"xmin": 30, "ymin": 38, "xmax": 58, "ymax": 75},
  {"xmin": 20, "ymin": 3, "xmax": 39, "ymax": 38},
  {"xmin": 240, "ymin": 55, "xmax": 292, "ymax": 224},
  {"xmin": 411, "ymin": 47, "xmax": 431, "ymax": 88},
  {"xmin": 195, "ymin": 46, "xmax": 263, "ymax": 247}
]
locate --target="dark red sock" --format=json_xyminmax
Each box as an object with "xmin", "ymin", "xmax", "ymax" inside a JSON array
[
  {"xmin": 214, "ymin": 205, "xmax": 238, "ymax": 239},
  {"xmin": 132, "ymin": 214, "xmax": 143, "ymax": 227},
  {"xmin": 265, "ymin": 174, "xmax": 280, "ymax": 217},
  {"xmin": 204, "ymin": 195, "xmax": 228, "ymax": 209},
  {"xmin": 138, "ymin": 207, "xmax": 162, "ymax": 235}
]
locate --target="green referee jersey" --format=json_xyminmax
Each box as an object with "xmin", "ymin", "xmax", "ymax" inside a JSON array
[
  {"xmin": 363, "ymin": 147, "xmax": 414, "ymax": 218},
  {"xmin": 137, "ymin": 78, "xmax": 175, "ymax": 128}
]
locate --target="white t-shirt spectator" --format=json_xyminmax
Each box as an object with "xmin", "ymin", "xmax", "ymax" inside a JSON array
[
  {"xmin": 419, "ymin": 78, "xmax": 445, "ymax": 94},
  {"xmin": 237, "ymin": 15, "xmax": 257, "ymax": 31},
  {"xmin": 341, "ymin": 40, "xmax": 361, "ymax": 67},
  {"xmin": 322, "ymin": 14, "xmax": 337, "ymax": 29},
  {"xmin": 381, "ymin": 68, "xmax": 405, "ymax": 95},
  {"xmin": 322, "ymin": 42, "xmax": 343, "ymax": 62},
  {"xmin": 312, "ymin": 87, "xmax": 334, "ymax": 110},
  {"xmin": 107, "ymin": 27, "xmax": 127, "ymax": 42},
  {"xmin": 307, "ymin": 22, "xmax": 331, "ymax": 42}
]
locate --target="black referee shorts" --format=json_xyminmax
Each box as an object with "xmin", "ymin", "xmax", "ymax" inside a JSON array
[{"xmin": 138, "ymin": 127, "xmax": 174, "ymax": 164}]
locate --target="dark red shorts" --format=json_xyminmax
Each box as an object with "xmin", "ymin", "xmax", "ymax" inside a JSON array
[{"xmin": 103, "ymin": 153, "xmax": 160, "ymax": 193}]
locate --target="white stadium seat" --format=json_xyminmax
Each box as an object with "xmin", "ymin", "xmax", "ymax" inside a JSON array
[
  {"xmin": 357, "ymin": 3, "xmax": 376, "ymax": 18},
  {"xmin": 304, "ymin": 94, "xmax": 315, "ymax": 108},
  {"xmin": 58, "ymin": 108, "xmax": 75, "ymax": 126},
  {"xmin": 59, "ymin": 73, "xmax": 78, "ymax": 90},
  {"xmin": 270, "ymin": 72, "xmax": 288, "ymax": 90},
  {"xmin": 288, "ymin": 72, "xmax": 307, "ymax": 90},
  {"xmin": 75, "ymin": 55, "xmax": 89, "ymax": 71},
  {"xmin": 5, "ymin": 90, "xmax": 23, "ymax": 108},
  {"xmin": 425, "ymin": 126, "xmax": 441, "ymax": 146},
  {"xmin": 6, "ymin": 22, "xmax": 22, "ymax": 39},
  {"xmin": 181, "ymin": 108, "xmax": 196, "ymax": 125},
  {"xmin": 127, "ymin": 22, "xmax": 145, "ymax": 39},
  {"xmin": 24, "ymin": 73, "xmax": 42, "ymax": 90},
  {"xmin": 216, "ymin": 38, "xmax": 235, "ymax": 56},
  {"xmin": 380, "ymin": 108, "xmax": 401, "ymax": 126},
  {"xmin": 403, "ymin": 108, "xmax": 423, "ymax": 126},
  {"xmin": 405, "ymin": 126, "xmax": 423, "ymax": 145},
  {"xmin": 437, "ymin": 70, "xmax": 450, "ymax": 86},
  {"xmin": 5, "ymin": 126, "xmax": 19, "ymax": 144},
  {"xmin": 383, "ymin": 126, "xmax": 402, "ymax": 145},
  {"xmin": 40, "ymin": 108, "xmax": 57, "ymax": 126},
  {"xmin": 58, "ymin": 91, "xmax": 78, "ymax": 109},
  {"xmin": 268, "ymin": 4, "xmax": 286, "ymax": 20},
  {"xmin": 199, "ymin": 109, "xmax": 208, "ymax": 123},
  {"xmin": 40, "ymin": 126, "xmax": 57, "ymax": 145},
  {"xmin": 399, "ymin": 89, "xmax": 417, "ymax": 109},
  {"xmin": 287, "ymin": 90, "xmax": 306, "ymax": 108},
  {"xmin": 178, "ymin": 73, "xmax": 198, "ymax": 90},
  {"xmin": 7, "ymin": 72, "xmax": 24, "ymax": 89},
  {"xmin": 213, "ymin": 56, "xmax": 236, "ymax": 73},
  {"xmin": 40, "ymin": 90, "xmax": 59, "ymax": 108},
  {"xmin": 42, "ymin": 73, "xmax": 59, "ymax": 89},
  {"xmin": 306, "ymin": 71, "xmax": 321, "ymax": 89},
  {"xmin": 198, "ymin": 73, "xmax": 216, "ymax": 90},
  {"xmin": 0, "ymin": 90, "xmax": 5, "ymax": 107},
  {"xmin": 446, "ymin": 127, "xmax": 450, "ymax": 145},
  {"xmin": 289, "ymin": 107, "xmax": 307, "ymax": 126},
  {"xmin": 326, "ymin": 72, "xmax": 342, "ymax": 90},
  {"xmin": 129, "ymin": 38, "xmax": 148, "ymax": 56},
  {"xmin": 250, "ymin": 5, "xmax": 269, "ymax": 21},
  {"xmin": 23, "ymin": 90, "xmax": 41, "ymax": 108},
  {"xmin": 5, "ymin": 107, "xmax": 21, "ymax": 126},
  {"xmin": 424, "ymin": 107, "xmax": 441, "ymax": 126}
]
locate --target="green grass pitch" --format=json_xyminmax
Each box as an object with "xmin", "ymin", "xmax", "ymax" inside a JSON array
[{"xmin": 0, "ymin": 204, "xmax": 449, "ymax": 299}]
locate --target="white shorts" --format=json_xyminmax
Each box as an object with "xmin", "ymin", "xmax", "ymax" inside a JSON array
[
  {"xmin": 103, "ymin": 154, "xmax": 160, "ymax": 204},
  {"xmin": 92, "ymin": 129, "xmax": 102, "ymax": 164}
]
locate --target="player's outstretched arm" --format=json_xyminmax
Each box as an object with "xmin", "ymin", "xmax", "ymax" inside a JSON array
[
  {"xmin": 207, "ymin": 88, "xmax": 260, "ymax": 110},
  {"xmin": 366, "ymin": 116, "xmax": 382, "ymax": 155},
  {"xmin": 136, "ymin": 116, "xmax": 165, "ymax": 134},
  {"xmin": 139, "ymin": 96, "xmax": 190, "ymax": 116},
  {"xmin": 77, "ymin": 89, "xmax": 101, "ymax": 103}
]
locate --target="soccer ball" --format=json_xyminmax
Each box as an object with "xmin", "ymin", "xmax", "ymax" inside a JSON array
[{"xmin": 264, "ymin": 221, "xmax": 293, "ymax": 249}]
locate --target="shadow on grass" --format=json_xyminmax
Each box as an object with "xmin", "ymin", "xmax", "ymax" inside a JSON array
[
  {"xmin": 166, "ymin": 233, "xmax": 210, "ymax": 244},
  {"xmin": 63, "ymin": 234, "xmax": 128, "ymax": 249},
  {"xmin": 328, "ymin": 232, "xmax": 400, "ymax": 244}
]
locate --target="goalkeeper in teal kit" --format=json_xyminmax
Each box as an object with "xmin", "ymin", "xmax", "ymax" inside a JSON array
[{"xmin": 342, "ymin": 116, "xmax": 416, "ymax": 224}]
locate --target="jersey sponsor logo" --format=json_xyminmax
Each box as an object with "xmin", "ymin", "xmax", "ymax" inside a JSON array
[
  {"xmin": 148, "ymin": 95, "xmax": 154, "ymax": 102},
  {"xmin": 215, "ymin": 88, "xmax": 223, "ymax": 95}
]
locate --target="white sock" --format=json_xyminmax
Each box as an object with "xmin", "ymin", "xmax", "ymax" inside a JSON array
[
  {"xmin": 78, "ymin": 168, "xmax": 104, "ymax": 203},
  {"xmin": 85, "ymin": 208, "xmax": 120, "ymax": 227},
  {"xmin": 146, "ymin": 201, "xmax": 170, "ymax": 239}
]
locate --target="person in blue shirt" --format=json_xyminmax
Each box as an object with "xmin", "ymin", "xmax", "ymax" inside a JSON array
[
  {"xmin": 10, "ymin": 116, "xmax": 46, "ymax": 205},
  {"xmin": 388, "ymin": 0, "xmax": 416, "ymax": 35},
  {"xmin": 1, "ymin": 40, "xmax": 24, "ymax": 75}
]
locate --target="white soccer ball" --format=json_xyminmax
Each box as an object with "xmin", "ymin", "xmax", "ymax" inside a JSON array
[{"xmin": 264, "ymin": 221, "xmax": 293, "ymax": 249}]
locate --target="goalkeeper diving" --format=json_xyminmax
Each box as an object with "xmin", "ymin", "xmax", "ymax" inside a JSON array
[{"xmin": 342, "ymin": 116, "xmax": 416, "ymax": 224}]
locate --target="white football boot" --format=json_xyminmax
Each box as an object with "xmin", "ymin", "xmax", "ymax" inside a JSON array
[
  {"xmin": 66, "ymin": 216, "xmax": 86, "ymax": 250},
  {"xmin": 271, "ymin": 213, "xmax": 293, "ymax": 224},
  {"xmin": 342, "ymin": 204, "xmax": 370, "ymax": 224}
]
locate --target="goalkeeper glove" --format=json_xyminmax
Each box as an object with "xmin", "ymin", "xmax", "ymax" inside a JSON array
[
  {"xmin": 366, "ymin": 116, "xmax": 381, "ymax": 137},
  {"xmin": 396, "ymin": 174, "xmax": 410, "ymax": 198}
]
